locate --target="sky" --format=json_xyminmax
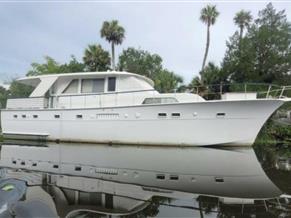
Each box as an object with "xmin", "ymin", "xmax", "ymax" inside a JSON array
[{"xmin": 0, "ymin": 0, "xmax": 290, "ymax": 84}]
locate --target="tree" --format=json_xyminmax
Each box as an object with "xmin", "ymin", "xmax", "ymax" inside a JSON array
[
  {"xmin": 27, "ymin": 56, "xmax": 85, "ymax": 76},
  {"xmin": 83, "ymin": 44, "xmax": 110, "ymax": 71},
  {"xmin": 119, "ymin": 47, "xmax": 163, "ymax": 78},
  {"xmin": 0, "ymin": 86, "xmax": 9, "ymax": 108},
  {"xmin": 118, "ymin": 47, "xmax": 183, "ymax": 92},
  {"xmin": 27, "ymin": 56, "xmax": 64, "ymax": 76},
  {"xmin": 234, "ymin": 10, "xmax": 253, "ymax": 42},
  {"xmin": 9, "ymin": 80, "xmax": 34, "ymax": 98},
  {"xmin": 153, "ymin": 69, "xmax": 183, "ymax": 93},
  {"xmin": 200, "ymin": 5, "xmax": 219, "ymax": 71},
  {"xmin": 100, "ymin": 20, "xmax": 125, "ymax": 70},
  {"xmin": 201, "ymin": 62, "xmax": 228, "ymax": 85},
  {"xmin": 222, "ymin": 3, "xmax": 291, "ymax": 85},
  {"xmin": 61, "ymin": 55, "xmax": 85, "ymax": 73}
]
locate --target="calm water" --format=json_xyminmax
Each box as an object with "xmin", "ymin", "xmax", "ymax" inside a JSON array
[{"xmin": 0, "ymin": 142, "xmax": 290, "ymax": 218}]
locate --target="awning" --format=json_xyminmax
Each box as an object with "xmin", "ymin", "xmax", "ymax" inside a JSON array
[{"xmin": 30, "ymin": 76, "xmax": 58, "ymax": 97}]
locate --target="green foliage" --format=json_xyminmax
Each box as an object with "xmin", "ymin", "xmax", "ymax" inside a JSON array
[
  {"xmin": 257, "ymin": 120, "xmax": 291, "ymax": 144},
  {"xmin": 119, "ymin": 47, "xmax": 163, "ymax": 78},
  {"xmin": 9, "ymin": 80, "xmax": 34, "ymax": 98},
  {"xmin": 153, "ymin": 70, "xmax": 183, "ymax": 93},
  {"xmin": 101, "ymin": 20, "xmax": 125, "ymax": 69},
  {"xmin": 222, "ymin": 3, "xmax": 291, "ymax": 85},
  {"xmin": 83, "ymin": 44, "xmax": 110, "ymax": 71},
  {"xmin": 234, "ymin": 10, "xmax": 253, "ymax": 40},
  {"xmin": 201, "ymin": 62, "xmax": 228, "ymax": 85},
  {"xmin": 200, "ymin": 4, "xmax": 219, "ymax": 71},
  {"xmin": 100, "ymin": 20, "xmax": 125, "ymax": 45},
  {"xmin": 200, "ymin": 5, "xmax": 219, "ymax": 25},
  {"xmin": 119, "ymin": 47, "xmax": 183, "ymax": 92},
  {"xmin": 0, "ymin": 86, "xmax": 9, "ymax": 108},
  {"xmin": 27, "ymin": 56, "xmax": 85, "ymax": 76},
  {"xmin": 61, "ymin": 56, "xmax": 85, "ymax": 73},
  {"xmin": 27, "ymin": 56, "xmax": 63, "ymax": 76}
]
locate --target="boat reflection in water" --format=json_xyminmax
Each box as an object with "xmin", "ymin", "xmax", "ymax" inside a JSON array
[{"xmin": 0, "ymin": 142, "xmax": 290, "ymax": 217}]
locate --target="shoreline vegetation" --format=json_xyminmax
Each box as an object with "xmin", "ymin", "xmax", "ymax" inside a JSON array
[{"xmin": 0, "ymin": 3, "xmax": 290, "ymax": 147}]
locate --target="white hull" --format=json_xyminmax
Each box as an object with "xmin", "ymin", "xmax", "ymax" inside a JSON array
[{"xmin": 1, "ymin": 99, "xmax": 284, "ymax": 146}]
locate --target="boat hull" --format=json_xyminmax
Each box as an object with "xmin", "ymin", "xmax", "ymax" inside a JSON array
[{"xmin": 0, "ymin": 99, "xmax": 284, "ymax": 146}]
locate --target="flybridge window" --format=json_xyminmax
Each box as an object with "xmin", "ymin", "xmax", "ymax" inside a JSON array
[
  {"xmin": 108, "ymin": 77, "xmax": 116, "ymax": 92},
  {"xmin": 142, "ymin": 97, "xmax": 178, "ymax": 105},
  {"xmin": 81, "ymin": 79, "xmax": 105, "ymax": 93},
  {"xmin": 63, "ymin": 79, "xmax": 79, "ymax": 94}
]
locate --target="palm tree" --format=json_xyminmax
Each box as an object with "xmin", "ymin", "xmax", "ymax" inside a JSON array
[
  {"xmin": 100, "ymin": 20, "xmax": 125, "ymax": 70},
  {"xmin": 200, "ymin": 5, "xmax": 219, "ymax": 72},
  {"xmin": 83, "ymin": 44, "xmax": 111, "ymax": 71},
  {"xmin": 234, "ymin": 10, "xmax": 252, "ymax": 41}
]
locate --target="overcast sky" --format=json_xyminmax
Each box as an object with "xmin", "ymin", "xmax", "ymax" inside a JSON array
[{"xmin": 0, "ymin": 0, "xmax": 290, "ymax": 83}]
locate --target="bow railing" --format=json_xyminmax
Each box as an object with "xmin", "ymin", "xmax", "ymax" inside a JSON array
[{"xmin": 189, "ymin": 83, "xmax": 291, "ymax": 100}]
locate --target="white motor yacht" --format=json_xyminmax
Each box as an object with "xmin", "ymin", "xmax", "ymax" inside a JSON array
[{"xmin": 1, "ymin": 71, "xmax": 290, "ymax": 146}]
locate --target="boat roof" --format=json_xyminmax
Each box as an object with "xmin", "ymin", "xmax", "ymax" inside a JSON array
[{"xmin": 17, "ymin": 71, "xmax": 155, "ymax": 87}]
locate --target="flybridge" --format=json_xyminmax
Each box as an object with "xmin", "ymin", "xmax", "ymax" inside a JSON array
[
  {"xmin": 17, "ymin": 71, "xmax": 155, "ymax": 97},
  {"xmin": 6, "ymin": 71, "xmax": 204, "ymax": 109}
]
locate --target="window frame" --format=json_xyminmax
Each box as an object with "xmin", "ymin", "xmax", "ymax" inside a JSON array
[
  {"xmin": 142, "ymin": 97, "xmax": 178, "ymax": 105},
  {"xmin": 81, "ymin": 78, "xmax": 105, "ymax": 94},
  {"xmin": 107, "ymin": 77, "xmax": 116, "ymax": 92},
  {"xmin": 62, "ymin": 79, "xmax": 80, "ymax": 94}
]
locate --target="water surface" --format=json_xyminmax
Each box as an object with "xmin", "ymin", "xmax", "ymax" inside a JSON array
[{"xmin": 0, "ymin": 142, "xmax": 290, "ymax": 217}]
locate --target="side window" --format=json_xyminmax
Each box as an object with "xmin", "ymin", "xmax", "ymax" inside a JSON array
[
  {"xmin": 108, "ymin": 77, "xmax": 116, "ymax": 92},
  {"xmin": 63, "ymin": 79, "xmax": 79, "ymax": 94},
  {"xmin": 142, "ymin": 97, "xmax": 178, "ymax": 105},
  {"xmin": 81, "ymin": 79, "xmax": 105, "ymax": 93}
]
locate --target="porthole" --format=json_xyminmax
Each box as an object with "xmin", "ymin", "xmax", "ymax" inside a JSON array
[
  {"xmin": 75, "ymin": 166, "xmax": 82, "ymax": 171},
  {"xmin": 22, "ymin": 115, "xmax": 26, "ymax": 118},
  {"xmin": 156, "ymin": 174, "xmax": 165, "ymax": 180},
  {"xmin": 54, "ymin": 114, "xmax": 60, "ymax": 119},
  {"xmin": 171, "ymin": 113, "xmax": 180, "ymax": 118},
  {"xmin": 13, "ymin": 115, "xmax": 18, "ymax": 118},
  {"xmin": 76, "ymin": 114, "xmax": 83, "ymax": 119},
  {"xmin": 53, "ymin": 165, "xmax": 59, "ymax": 169},
  {"xmin": 12, "ymin": 160, "xmax": 16, "ymax": 164},
  {"xmin": 170, "ymin": 175, "xmax": 179, "ymax": 180},
  {"xmin": 158, "ymin": 113, "xmax": 167, "ymax": 118},
  {"xmin": 20, "ymin": 161, "xmax": 25, "ymax": 165},
  {"xmin": 216, "ymin": 113, "xmax": 226, "ymax": 118},
  {"xmin": 33, "ymin": 115, "xmax": 38, "ymax": 118},
  {"xmin": 215, "ymin": 177, "xmax": 224, "ymax": 183},
  {"xmin": 32, "ymin": 163, "xmax": 37, "ymax": 167}
]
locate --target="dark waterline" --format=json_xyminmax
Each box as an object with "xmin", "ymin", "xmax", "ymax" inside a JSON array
[{"xmin": 0, "ymin": 142, "xmax": 290, "ymax": 218}]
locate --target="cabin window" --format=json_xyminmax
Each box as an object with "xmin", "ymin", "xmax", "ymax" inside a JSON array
[
  {"xmin": 170, "ymin": 175, "xmax": 179, "ymax": 180},
  {"xmin": 13, "ymin": 115, "xmax": 17, "ymax": 118},
  {"xmin": 216, "ymin": 113, "xmax": 226, "ymax": 118},
  {"xmin": 156, "ymin": 174, "xmax": 165, "ymax": 180},
  {"xmin": 63, "ymin": 79, "xmax": 79, "ymax": 94},
  {"xmin": 215, "ymin": 177, "xmax": 224, "ymax": 183},
  {"xmin": 107, "ymin": 77, "xmax": 116, "ymax": 92},
  {"xmin": 22, "ymin": 115, "xmax": 26, "ymax": 118},
  {"xmin": 81, "ymin": 79, "xmax": 105, "ymax": 93},
  {"xmin": 158, "ymin": 113, "xmax": 167, "ymax": 118},
  {"xmin": 75, "ymin": 166, "xmax": 82, "ymax": 171},
  {"xmin": 33, "ymin": 115, "xmax": 38, "ymax": 118},
  {"xmin": 54, "ymin": 114, "xmax": 60, "ymax": 119},
  {"xmin": 142, "ymin": 97, "xmax": 178, "ymax": 105},
  {"xmin": 76, "ymin": 114, "xmax": 83, "ymax": 119},
  {"xmin": 171, "ymin": 113, "xmax": 180, "ymax": 118}
]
